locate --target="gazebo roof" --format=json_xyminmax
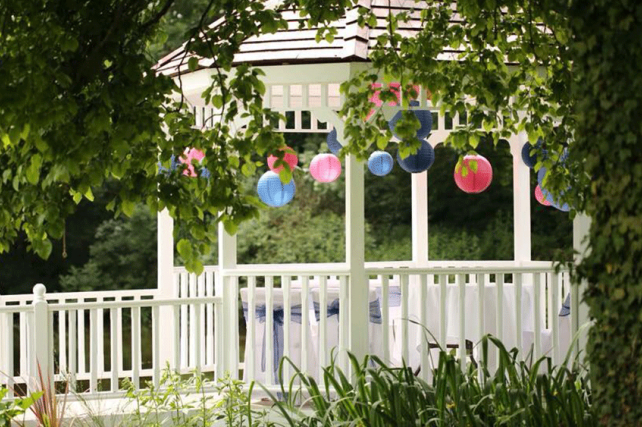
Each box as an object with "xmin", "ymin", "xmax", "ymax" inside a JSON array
[{"xmin": 155, "ymin": 0, "xmax": 462, "ymax": 77}]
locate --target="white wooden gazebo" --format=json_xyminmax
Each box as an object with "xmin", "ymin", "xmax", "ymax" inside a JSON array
[{"xmin": 0, "ymin": 0, "xmax": 591, "ymax": 399}]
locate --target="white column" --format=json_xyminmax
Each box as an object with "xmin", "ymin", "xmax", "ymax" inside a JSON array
[
  {"xmin": 411, "ymin": 171, "xmax": 429, "ymax": 265},
  {"xmin": 217, "ymin": 222, "xmax": 238, "ymax": 377},
  {"xmin": 573, "ymin": 213, "xmax": 591, "ymax": 358},
  {"xmin": 512, "ymin": 133, "xmax": 532, "ymax": 263},
  {"xmin": 346, "ymin": 155, "xmax": 369, "ymax": 360},
  {"xmin": 157, "ymin": 209, "xmax": 175, "ymax": 365}
]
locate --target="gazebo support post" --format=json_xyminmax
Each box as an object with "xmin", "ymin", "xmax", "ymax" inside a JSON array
[
  {"xmin": 218, "ymin": 222, "xmax": 238, "ymax": 378},
  {"xmin": 411, "ymin": 171, "xmax": 429, "ymax": 266},
  {"xmin": 573, "ymin": 213, "xmax": 591, "ymax": 359},
  {"xmin": 157, "ymin": 209, "xmax": 176, "ymax": 367},
  {"xmin": 346, "ymin": 154, "xmax": 369, "ymax": 362},
  {"xmin": 512, "ymin": 133, "xmax": 532, "ymax": 263}
]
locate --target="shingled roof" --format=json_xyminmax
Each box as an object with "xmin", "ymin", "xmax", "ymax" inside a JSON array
[{"xmin": 154, "ymin": 0, "xmax": 458, "ymax": 76}]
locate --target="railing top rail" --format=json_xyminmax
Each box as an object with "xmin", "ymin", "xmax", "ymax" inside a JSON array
[
  {"xmin": 221, "ymin": 267, "xmax": 351, "ymax": 277},
  {"xmin": 366, "ymin": 264, "xmax": 564, "ymax": 275},
  {"xmin": 173, "ymin": 265, "xmax": 219, "ymax": 273},
  {"xmin": 0, "ymin": 288, "xmax": 157, "ymax": 303},
  {"xmin": 0, "ymin": 296, "xmax": 222, "ymax": 313}
]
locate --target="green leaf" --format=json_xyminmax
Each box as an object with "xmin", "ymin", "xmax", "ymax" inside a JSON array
[
  {"xmin": 121, "ymin": 200, "xmax": 135, "ymax": 217},
  {"xmin": 177, "ymin": 239, "xmax": 193, "ymax": 259}
]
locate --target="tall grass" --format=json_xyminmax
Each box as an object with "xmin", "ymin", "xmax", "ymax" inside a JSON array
[{"xmin": 261, "ymin": 335, "xmax": 595, "ymax": 426}]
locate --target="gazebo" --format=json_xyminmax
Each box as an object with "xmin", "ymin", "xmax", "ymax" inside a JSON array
[{"xmin": 0, "ymin": 0, "xmax": 590, "ymax": 398}]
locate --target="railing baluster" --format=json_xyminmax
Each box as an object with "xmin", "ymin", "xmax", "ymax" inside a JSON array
[
  {"xmin": 131, "ymin": 307, "xmax": 141, "ymax": 389},
  {"xmin": 246, "ymin": 276, "xmax": 256, "ymax": 382},
  {"xmin": 206, "ymin": 272, "xmax": 214, "ymax": 367},
  {"xmin": 68, "ymin": 309, "xmax": 77, "ymax": 390},
  {"xmin": 381, "ymin": 275, "xmax": 390, "ymax": 364},
  {"xmin": 189, "ymin": 273, "xmax": 197, "ymax": 368},
  {"xmin": 110, "ymin": 308, "xmax": 118, "ymax": 393},
  {"xmin": 318, "ymin": 276, "xmax": 328, "ymax": 380},
  {"xmin": 265, "ymin": 276, "xmax": 274, "ymax": 385},
  {"xmin": 339, "ymin": 275, "xmax": 349, "ymax": 372},
  {"xmin": 457, "ymin": 273, "xmax": 466, "ymax": 371},
  {"xmin": 19, "ymin": 311, "xmax": 27, "ymax": 377},
  {"xmin": 551, "ymin": 272, "xmax": 560, "ymax": 365},
  {"xmin": 172, "ymin": 304, "xmax": 180, "ymax": 372},
  {"xmin": 477, "ymin": 274, "xmax": 485, "ymax": 370},
  {"xmin": 515, "ymin": 273, "xmax": 523, "ymax": 356},
  {"xmin": 58, "ymin": 310, "xmax": 67, "ymax": 375},
  {"xmin": 420, "ymin": 274, "xmax": 429, "ymax": 381},
  {"xmin": 152, "ymin": 305, "xmax": 161, "ymax": 387},
  {"xmin": 90, "ymin": 309, "xmax": 98, "ymax": 392},
  {"xmin": 533, "ymin": 273, "xmax": 542, "ymax": 361},
  {"xmin": 198, "ymin": 274, "xmax": 206, "ymax": 367},
  {"xmin": 282, "ymin": 276, "xmax": 291, "ymax": 382},
  {"xmin": 48, "ymin": 310, "xmax": 54, "ymax": 381},
  {"xmin": 3, "ymin": 313, "xmax": 14, "ymax": 397},
  {"xmin": 214, "ymin": 300, "xmax": 224, "ymax": 380},
  {"xmin": 301, "ymin": 276, "xmax": 310, "ymax": 376},
  {"xmin": 194, "ymin": 299, "xmax": 202, "ymax": 373},
  {"xmin": 439, "ymin": 274, "xmax": 447, "ymax": 349},
  {"xmin": 401, "ymin": 274, "xmax": 409, "ymax": 364},
  {"xmin": 180, "ymin": 272, "xmax": 188, "ymax": 369},
  {"xmin": 78, "ymin": 307, "xmax": 86, "ymax": 374},
  {"xmin": 97, "ymin": 301, "xmax": 104, "ymax": 377},
  {"xmin": 496, "ymin": 273, "xmax": 504, "ymax": 347}
]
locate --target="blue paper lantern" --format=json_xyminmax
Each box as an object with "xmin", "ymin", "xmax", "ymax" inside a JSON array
[
  {"xmin": 257, "ymin": 171, "xmax": 295, "ymax": 207},
  {"xmin": 521, "ymin": 139, "xmax": 546, "ymax": 169},
  {"xmin": 326, "ymin": 129, "xmax": 342, "ymax": 155},
  {"xmin": 388, "ymin": 100, "xmax": 432, "ymax": 140},
  {"xmin": 397, "ymin": 139, "xmax": 435, "ymax": 173},
  {"xmin": 368, "ymin": 151, "xmax": 394, "ymax": 176}
]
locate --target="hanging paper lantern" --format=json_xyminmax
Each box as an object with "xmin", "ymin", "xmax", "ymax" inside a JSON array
[
  {"xmin": 521, "ymin": 139, "xmax": 546, "ymax": 169},
  {"xmin": 388, "ymin": 100, "xmax": 432, "ymax": 140},
  {"xmin": 326, "ymin": 129, "xmax": 342, "ymax": 155},
  {"xmin": 368, "ymin": 151, "xmax": 394, "ymax": 176},
  {"xmin": 257, "ymin": 171, "xmax": 295, "ymax": 207},
  {"xmin": 397, "ymin": 139, "xmax": 435, "ymax": 173},
  {"xmin": 454, "ymin": 155, "xmax": 493, "ymax": 193},
  {"xmin": 179, "ymin": 148, "xmax": 206, "ymax": 177},
  {"xmin": 267, "ymin": 147, "xmax": 298, "ymax": 173},
  {"xmin": 310, "ymin": 153, "xmax": 342, "ymax": 183},
  {"xmin": 158, "ymin": 155, "xmax": 178, "ymax": 174},
  {"xmin": 537, "ymin": 167, "xmax": 571, "ymax": 212},
  {"xmin": 535, "ymin": 185, "xmax": 552, "ymax": 206}
]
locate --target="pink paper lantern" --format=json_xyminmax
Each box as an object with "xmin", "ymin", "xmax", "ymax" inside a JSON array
[
  {"xmin": 267, "ymin": 147, "xmax": 298, "ymax": 173},
  {"xmin": 454, "ymin": 155, "xmax": 493, "ymax": 194},
  {"xmin": 180, "ymin": 148, "xmax": 205, "ymax": 177},
  {"xmin": 535, "ymin": 185, "xmax": 552, "ymax": 206},
  {"xmin": 310, "ymin": 154, "xmax": 341, "ymax": 183}
]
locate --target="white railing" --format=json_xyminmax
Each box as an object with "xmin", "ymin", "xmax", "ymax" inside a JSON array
[
  {"xmin": 2, "ymin": 261, "xmax": 579, "ymax": 399},
  {"xmin": 0, "ymin": 285, "xmax": 223, "ymax": 398}
]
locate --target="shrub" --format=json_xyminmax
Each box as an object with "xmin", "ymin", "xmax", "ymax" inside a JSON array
[{"xmin": 263, "ymin": 335, "xmax": 595, "ymax": 426}]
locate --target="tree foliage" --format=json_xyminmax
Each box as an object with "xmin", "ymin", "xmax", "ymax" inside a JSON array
[
  {"xmin": 1, "ymin": 0, "xmax": 640, "ymax": 421},
  {"xmin": 568, "ymin": 0, "xmax": 642, "ymax": 424}
]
